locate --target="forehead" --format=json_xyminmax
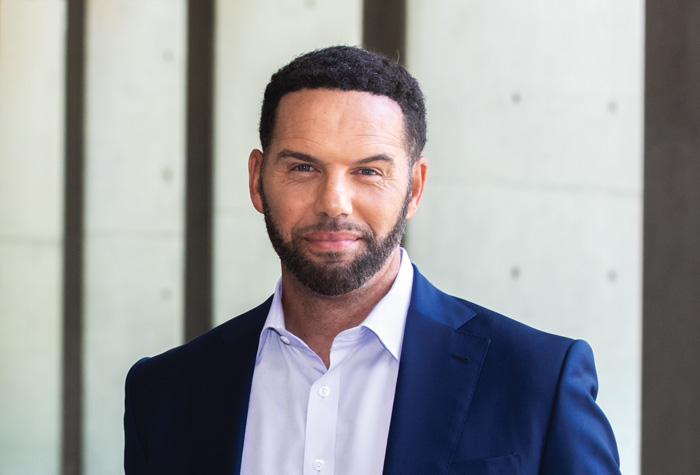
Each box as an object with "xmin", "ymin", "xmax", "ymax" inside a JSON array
[{"xmin": 272, "ymin": 89, "xmax": 408, "ymax": 154}]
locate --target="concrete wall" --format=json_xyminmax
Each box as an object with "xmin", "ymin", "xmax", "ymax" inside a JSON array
[
  {"xmin": 405, "ymin": 1, "xmax": 644, "ymax": 473},
  {"xmin": 0, "ymin": 1, "xmax": 66, "ymax": 474}
]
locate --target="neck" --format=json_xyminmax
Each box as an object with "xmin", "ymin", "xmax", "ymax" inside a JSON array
[{"xmin": 280, "ymin": 248, "xmax": 402, "ymax": 368}]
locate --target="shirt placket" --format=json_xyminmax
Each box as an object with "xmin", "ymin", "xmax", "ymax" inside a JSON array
[{"xmin": 303, "ymin": 365, "xmax": 341, "ymax": 475}]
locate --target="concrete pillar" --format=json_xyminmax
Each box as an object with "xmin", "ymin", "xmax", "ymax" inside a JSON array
[
  {"xmin": 83, "ymin": 1, "xmax": 187, "ymax": 473},
  {"xmin": 0, "ymin": 1, "xmax": 66, "ymax": 473},
  {"xmin": 405, "ymin": 1, "xmax": 644, "ymax": 472}
]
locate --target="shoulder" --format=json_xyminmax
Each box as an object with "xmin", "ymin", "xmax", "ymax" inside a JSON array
[
  {"xmin": 459, "ymin": 297, "xmax": 575, "ymax": 360},
  {"xmin": 127, "ymin": 297, "xmax": 272, "ymax": 387},
  {"xmin": 411, "ymin": 265, "xmax": 573, "ymax": 351},
  {"xmin": 410, "ymin": 266, "xmax": 580, "ymax": 379}
]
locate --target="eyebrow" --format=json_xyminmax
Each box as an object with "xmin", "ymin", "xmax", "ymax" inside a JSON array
[
  {"xmin": 276, "ymin": 149, "xmax": 322, "ymax": 164},
  {"xmin": 356, "ymin": 154, "xmax": 395, "ymax": 166},
  {"xmin": 276, "ymin": 149, "xmax": 395, "ymax": 166}
]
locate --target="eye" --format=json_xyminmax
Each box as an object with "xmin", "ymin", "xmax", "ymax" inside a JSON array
[
  {"xmin": 357, "ymin": 168, "xmax": 379, "ymax": 176},
  {"xmin": 292, "ymin": 163, "xmax": 315, "ymax": 172}
]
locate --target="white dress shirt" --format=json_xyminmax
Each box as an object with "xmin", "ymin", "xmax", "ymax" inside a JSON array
[{"xmin": 240, "ymin": 249, "xmax": 414, "ymax": 475}]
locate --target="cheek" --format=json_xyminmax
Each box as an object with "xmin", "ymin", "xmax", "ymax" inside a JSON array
[
  {"xmin": 282, "ymin": 192, "xmax": 315, "ymax": 219},
  {"xmin": 271, "ymin": 196, "xmax": 315, "ymax": 237},
  {"xmin": 355, "ymin": 193, "xmax": 405, "ymax": 233}
]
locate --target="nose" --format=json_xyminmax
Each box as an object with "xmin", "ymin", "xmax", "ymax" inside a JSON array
[{"xmin": 313, "ymin": 174, "xmax": 352, "ymax": 218}]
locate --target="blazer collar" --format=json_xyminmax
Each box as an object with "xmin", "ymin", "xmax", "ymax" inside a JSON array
[{"xmin": 383, "ymin": 266, "xmax": 490, "ymax": 475}]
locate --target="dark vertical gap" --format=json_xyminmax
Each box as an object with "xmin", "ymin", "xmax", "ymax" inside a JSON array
[
  {"xmin": 362, "ymin": 0, "xmax": 406, "ymax": 63},
  {"xmin": 62, "ymin": 0, "xmax": 86, "ymax": 474},
  {"xmin": 184, "ymin": 0, "xmax": 215, "ymax": 342},
  {"xmin": 642, "ymin": 0, "xmax": 700, "ymax": 473},
  {"xmin": 363, "ymin": 0, "xmax": 408, "ymax": 248}
]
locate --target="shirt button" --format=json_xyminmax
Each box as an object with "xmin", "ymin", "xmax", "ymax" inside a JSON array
[
  {"xmin": 318, "ymin": 385, "xmax": 331, "ymax": 398},
  {"xmin": 312, "ymin": 458, "xmax": 325, "ymax": 471},
  {"xmin": 279, "ymin": 335, "xmax": 290, "ymax": 345}
]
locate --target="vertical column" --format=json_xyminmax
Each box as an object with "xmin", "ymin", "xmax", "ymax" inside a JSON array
[
  {"xmin": 363, "ymin": 0, "xmax": 406, "ymax": 62},
  {"xmin": 0, "ymin": 1, "xmax": 66, "ymax": 474},
  {"xmin": 184, "ymin": 0, "xmax": 215, "ymax": 342},
  {"xmin": 642, "ymin": 1, "xmax": 700, "ymax": 473},
  {"xmin": 405, "ymin": 0, "xmax": 644, "ymax": 472},
  {"xmin": 213, "ymin": 0, "xmax": 363, "ymax": 324},
  {"xmin": 63, "ymin": 0, "xmax": 86, "ymax": 473},
  {"xmin": 83, "ymin": 2, "xmax": 187, "ymax": 474}
]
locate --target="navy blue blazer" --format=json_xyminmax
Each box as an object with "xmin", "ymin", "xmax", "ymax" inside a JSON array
[{"xmin": 125, "ymin": 266, "xmax": 620, "ymax": 474}]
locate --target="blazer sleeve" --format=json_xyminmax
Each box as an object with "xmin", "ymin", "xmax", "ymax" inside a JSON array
[
  {"xmin": 540, "ymin": 340, "xmax": 621, "ymax": 474},
  {"xmin": 124, "ymin": 357, "xmax": 149, "ymax": 475}
]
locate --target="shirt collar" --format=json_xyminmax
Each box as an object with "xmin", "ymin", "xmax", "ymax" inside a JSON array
[
  {"xmin": 257, "ymin": 248, "xmax": 414, "ymax": 361},
  {"xmin": 359, "ymin": 248, "xmax": 413, "ymax": 360}
]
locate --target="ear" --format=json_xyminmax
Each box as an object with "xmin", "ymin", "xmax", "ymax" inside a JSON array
[
  {"xmin": 405, "ymin": 156, "xmax": 427, "ymax": 220},
  {"xmin": 249, "ymin": 149, "xmax": 265, "ymax": 214}
]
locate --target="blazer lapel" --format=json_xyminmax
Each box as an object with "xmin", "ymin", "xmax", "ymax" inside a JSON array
[
  {"xmin": 185, "ymin": 298, "xmax": 271, "ymax": 474},
  {"xmin": 383, "ymin": 269, "xmax": 490, "ymax": 475}
]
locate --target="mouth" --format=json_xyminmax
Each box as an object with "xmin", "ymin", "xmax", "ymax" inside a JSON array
[{"xmin": 303, "ymin": 231, "xmax": 362, "ymax": 253}]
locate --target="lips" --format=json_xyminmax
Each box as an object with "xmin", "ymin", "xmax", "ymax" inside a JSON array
[{"xmin": 303, "ymin": 231, "xmax": 361, "ymax": 252}]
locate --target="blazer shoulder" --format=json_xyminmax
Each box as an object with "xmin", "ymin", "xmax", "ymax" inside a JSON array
[
  {"xmin": 412, "ymin": 265, "xmax": 573, "ymax": 351},
  {"xmin": 128, "ymin": 296, "xmax": 271, "ymax": 382},
  {"xmin": 459, "ymin": 297, "xmax": 573, "ymax": 354},
  {"xmin": 411, "ymin": 265, "xmax": 576, "ymax": 373}
]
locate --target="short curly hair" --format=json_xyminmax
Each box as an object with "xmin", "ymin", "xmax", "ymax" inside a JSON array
[{"xmin": 259, "ymin": 46, "xmax": 427, "ymax": 162}]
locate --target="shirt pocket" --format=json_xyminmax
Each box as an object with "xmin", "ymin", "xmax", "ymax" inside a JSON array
[{"xmin": 447, "ymin": 453, "xmax": 522, "ymax": 474}]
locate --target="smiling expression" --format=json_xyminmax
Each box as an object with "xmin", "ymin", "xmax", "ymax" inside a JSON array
[{"xmin": 249, "ymin": 88, "xmax": 426, "ymax": 295}]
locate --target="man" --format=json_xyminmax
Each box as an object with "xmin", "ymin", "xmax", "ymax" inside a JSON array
[{"xmin": 125, "ymin": 46, "xmax": 620, "ymax": 474}]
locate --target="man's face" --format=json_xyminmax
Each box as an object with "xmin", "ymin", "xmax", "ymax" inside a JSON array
[{"xmin": 249, "ymin": 89, "xmax": 426, "ymax": 296}]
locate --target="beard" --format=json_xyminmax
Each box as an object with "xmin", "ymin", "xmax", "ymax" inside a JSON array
[{"xmin": 260, "ymin": 182, "xmax": 411, "ymax": 296}]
